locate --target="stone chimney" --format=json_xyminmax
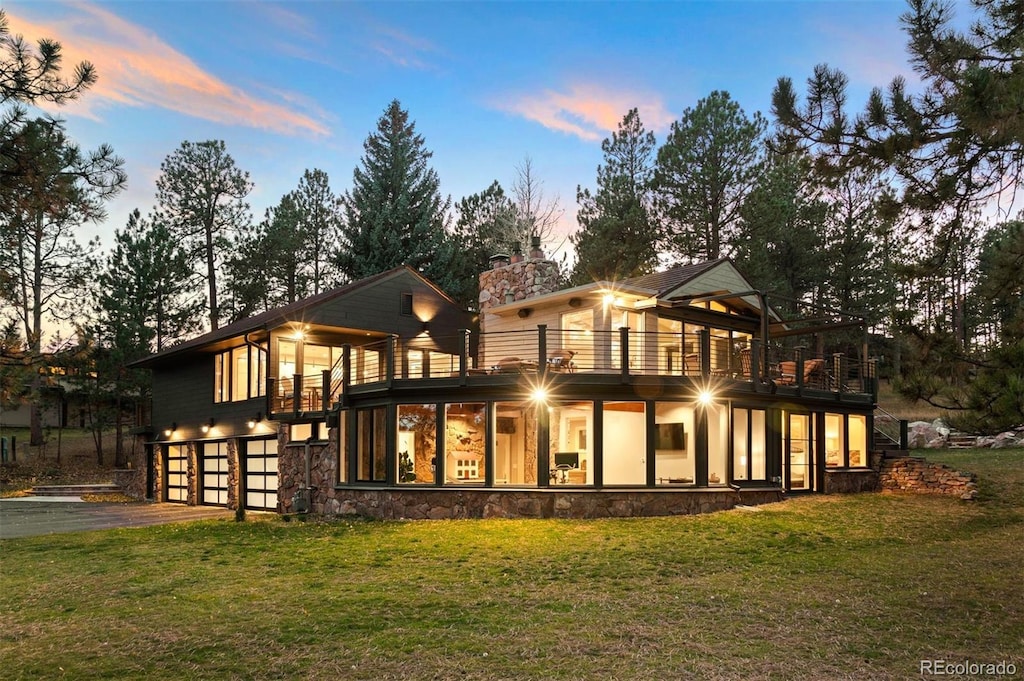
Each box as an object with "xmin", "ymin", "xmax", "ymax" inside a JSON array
[{"xmin": 477, "ymin": 236, "xmax": 560, "ymax": 313}]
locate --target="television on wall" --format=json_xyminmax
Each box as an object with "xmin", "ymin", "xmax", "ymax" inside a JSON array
[{"xmin": 655, "ymin": 423, "xmax": 685, "ymax": 450}]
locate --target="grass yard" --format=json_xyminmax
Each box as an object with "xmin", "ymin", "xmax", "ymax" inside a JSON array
[{"xmin": 1, "ymin": 450, "xmax": 1022, "ymax": 680}]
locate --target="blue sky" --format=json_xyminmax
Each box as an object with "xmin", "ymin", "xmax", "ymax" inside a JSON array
[{"xmin": 7, "ymin": 1, "xmax": 927, "ymax": 261}]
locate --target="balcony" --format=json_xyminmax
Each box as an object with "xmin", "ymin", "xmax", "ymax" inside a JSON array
[{"xmin": 267, "ymin": 326, "xmax": 877, "ymax": 419}]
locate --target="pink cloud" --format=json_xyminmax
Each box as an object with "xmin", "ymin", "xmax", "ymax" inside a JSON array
[
  {"xmin": 497, "ymin": 84, "xmax": 675, "ymax": 142},
  {"xmin": 5, "ymin": 3, "xmax": 331, "ymax": 137}
]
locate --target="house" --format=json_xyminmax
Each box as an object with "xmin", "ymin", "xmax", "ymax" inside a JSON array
[{"xmin": 127, "ymin": 248, "xmax": 880, "ymax": 519}]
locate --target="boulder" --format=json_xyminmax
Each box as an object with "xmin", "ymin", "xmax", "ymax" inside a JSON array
[
  {"xmin": 991, "ymin": 431, "xmax": 1021, "ymax": 448},
  {"xmin": 908, "ymin": 421, "xmax": 942, "ymax": 449}
]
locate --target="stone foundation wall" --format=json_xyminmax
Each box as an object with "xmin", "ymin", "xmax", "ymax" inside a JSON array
[
  {"xmin": 879, "ymin": 456, "xmax": 978, "ymax": 500},
  {"xmin": 318, "ymin": 487, "xmax": 783, "ymax": 520},
  {"xmin": 823, "ymin": 469, "xmax": 880, "ymax": 494},
  {"xmin": 823, "ymin": 451, "xmax": 883, "ymax": 494}
]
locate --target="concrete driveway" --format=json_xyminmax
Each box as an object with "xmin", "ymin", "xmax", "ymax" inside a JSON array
[{"xmin": 0, "ymin": 497, "xmax": 235, "ymax": 539}]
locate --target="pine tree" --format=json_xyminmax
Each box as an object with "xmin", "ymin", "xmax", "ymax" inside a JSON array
[
  {"xmin": 292, "ymin": 168, "xmax": 341, "ymax": 294},
  {"xmin": 336, "ymin": 100, "xmax": 452, "ymax": 285},
  {"xmin": 447, "ymin": 180, "xmax": 520, "ymax": 307},
  {"xmin": 733, "ymin": 153, "xmax": 826, "ymax": 310},
  {"xmin": 0, "ymin": 118, "xmax": 123, "ymax": 444},
  {"xmin": 655, "ymin": 91, "xmax": 766, "ymax": 263},
  {"xmin": 571, "ymin": 108, "xmax": 659, "ymax": 284},
  {"xmin": 155, "ymin": 140, "xmax": 253, "ymax": 331}
]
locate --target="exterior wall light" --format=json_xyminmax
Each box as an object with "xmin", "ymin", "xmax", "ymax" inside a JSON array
[
  {"xmin": 698, "ymin": 390, "xmax": 714, "ymax": 406},
  {"xmin": 163, "ymin": 422, "xmax": 177, "ymax": 438},
  {"xmin": 201, "ymin": 418, "xmax": 215, "ymax": 434},
  {"xmin": 531, "ymin": 387, "xmax": 548, "ymax": 403},
  {"xmin": 247, "ymin": 413, "xmax": 262, "ymax": 429}
]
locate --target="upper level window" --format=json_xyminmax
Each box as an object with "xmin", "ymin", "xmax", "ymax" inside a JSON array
[
  {"xmin": 401, "ymin": 293, "xmax": 414, "ymax": 316},
  {"xmin": 214, "ymin": 344, "xmax": 267, "ymax": 403}
]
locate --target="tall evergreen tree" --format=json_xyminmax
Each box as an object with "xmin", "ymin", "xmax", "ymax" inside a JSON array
[
  {"xmin": 773, "ymin": 0, "xmax": 1024, "ymax": 217},
  {"xmin": 336, "ymin": 100, "xmax": 451, "ymax": 285},
  {"xmin": 655, "ymin": 90, "xmax": 766, "ymax": 263},
  {"xmin": 292, "ymin": 168, "xmax": 341, "ymax": 294},
  {"xmin": 733, "ymin": 152, "xmax": 826, "ymax": 310},
  {"xmin": 224, "ymin": 193, "xmax": 305, "ymax": 319},
  {"xmin": 95, "ymin": 209, "xmax": 200, "ymax": 354},
  {"xmin": 571, "ymin": 108, "xmax": 659, "ymax": 284},
  {"xmin": 447, "ymin": 180, "xmax": 520, "ymax": 308},
  {"xmin": 0, "ymin": 118, "xmax": 124, "ymax": 444},
  {"xmin": 155, "ymin": 140, "xmax": 252, "ymax": 332},
  {"xmin": 83, "ymin": 209, "xmax": 200, "ymax": 464}
]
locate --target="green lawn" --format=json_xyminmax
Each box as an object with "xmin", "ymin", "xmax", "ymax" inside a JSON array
[{"xmin": 2, "ymin": 450, "xmax": 1022, "ymax": 680}]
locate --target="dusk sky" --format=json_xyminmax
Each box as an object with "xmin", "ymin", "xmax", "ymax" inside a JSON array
[{"xmin": 7, "ymin": 1, "xmax": 937, "ymax": 262}]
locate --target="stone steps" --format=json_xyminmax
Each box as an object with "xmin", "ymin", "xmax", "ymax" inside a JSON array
[
  {"xmin": 30, "ymin": 484, "xmax": 121, "ymax": 497},
  {"xmin": 947, "ymin": 434, "xmax": 978, "ymax": 448}
]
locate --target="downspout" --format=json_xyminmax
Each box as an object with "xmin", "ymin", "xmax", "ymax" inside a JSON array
[{"xmin": 304, "ymin": 437, "xmax": 312, "ymax": 491}]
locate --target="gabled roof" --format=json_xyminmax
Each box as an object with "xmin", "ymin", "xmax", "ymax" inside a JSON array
[
  {"xmin": 622, "ymin": 258, "xmax": 727, "ymax": 298},
  {"xmin": 131, "ymin": 265, "xmax": 458, "ymax": 368}
]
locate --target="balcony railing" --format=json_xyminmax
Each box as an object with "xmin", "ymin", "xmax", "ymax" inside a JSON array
[{"xmin": 267, "ymin": 326, "xmax": 877, "ymax": 417}]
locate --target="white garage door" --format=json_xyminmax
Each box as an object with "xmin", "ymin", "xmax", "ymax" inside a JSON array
[
  {"xmin": 202, "ymin": 441, "xmax": 229, "ymax": 506},
  {"xmin": 244, "ymin": 438, "xmax": 278, "ymax": 511}
]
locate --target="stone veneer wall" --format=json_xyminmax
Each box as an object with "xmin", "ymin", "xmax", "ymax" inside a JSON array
[
  {"xmin": 477, "ymin": 256, "xmax": 561, "ymax": 312},
  {"xmin": 879, "ymin": 456, "xmax": 979, "ymax": 500},
  {"xmin": 319, "ymin": 487, "xmax": 783, "ymax": 520},
  {"xmin": 822, "ymin": 451, "xmax": 883, "ymax": 494},
  {"xmin": 275, "ymin": 427, "xmax": 784, "ymax": 519}
]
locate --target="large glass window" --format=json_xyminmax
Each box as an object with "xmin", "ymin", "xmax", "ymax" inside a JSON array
[
  {"xmin": 610, "ymin": 310, "xmax": 642, "ymax": 370},
  {"xmin": 787, "ymin": 413, "xmax": 812, "ymax": 490},
  {"xmin": 560, "ymin": 309, "xmax": 594, "ymax": 372},
  {"xmin": 548, "ymin": 401, "xmax": 593, "ymax": 485},
  {"xmin": 493, "ymin": 402, "xmax": 537, "ymax": 486},
  {"xmin": 706, "ymin": 403, "xmax": 729, "ymax": 486},
  {"xmin": 337, "ymin": 410, "xmax": 348, "ymax": 484},
  {"xmin": 825, "ymin": 413, "xmax": 868, "ymax": 468},
  {"xmin": 397, "ymin": 405, "xmax": 437, "ymax": 484},
  {"xmin": 215, "ymin": 344, "xmax": 267, "ymax": 403},
  {"xmin": 357, "ymin": 407, "xmax": 387, "ymax": 482},
  {"xmin": 825, "ymin": 413, "xmax": 844, "ymax": 467},
  {"xmin": 445, "ymin": 403, "xmax": 486, "ymax": 484},
  {"xmin": 732, "ymin": 408, "xmax": 766, "ymax": 481},
  {"xmin": 655, "ymin": 402, "xmax": 695, "ymax": 485},
  {"xmin": 603, "ymin": 401, "xmax": 646, "ymax": 485},
  {"xmin": 657, "ymin": 319, "xmax": 684, "ymax": 375},
  {"xmin": 849, "ymin": 414, "xmax": 867, "ymax": 467}
]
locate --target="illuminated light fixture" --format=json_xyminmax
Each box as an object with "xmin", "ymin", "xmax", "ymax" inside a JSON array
[
  {"xmin": 698, "ymin": 390, "xmax": 714, "ymax": 406},
  {"xmin": 201, "ymin": 418, "xmax": 215, "ymax": 434},
  {"xmin": 602, "ymin": 293, "xmax": 616, "ymax": 307},
  {"xmin": 531, "ymin": 387, "xmax": 548, "ymax": 403},
  {"xmin": 421, "ymin": 321, "xmax": 430, "ymax": 334},
  {"xmin": 247, "ymin": 413, "xmax": 262, "ymax": 429},
  {"xmin": 163, "ymin": 422, "xmax": 177, "ymax": 438}
]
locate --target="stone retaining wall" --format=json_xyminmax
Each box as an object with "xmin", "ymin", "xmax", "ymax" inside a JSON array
[{"xmin": 879, "ymin": 456, "xmax": 978, "ymax": 500}]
